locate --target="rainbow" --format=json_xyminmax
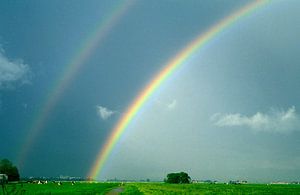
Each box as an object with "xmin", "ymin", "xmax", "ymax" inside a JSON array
[
  {"xmin": 17, "ymin": 1, "xmax": 135, "ymax": 168},
  {"xmin": 88, "ymin": 0, "xmax": 270, "ymax": 179}
]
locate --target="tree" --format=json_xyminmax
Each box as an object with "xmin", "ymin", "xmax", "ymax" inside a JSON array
[
  {"xmin": 165, "ymin": 172, "xmax": 191, "ymax": 184},
  {"xmin": 0, "ymin": 159, "xmax": 20, "ymax": 181}
]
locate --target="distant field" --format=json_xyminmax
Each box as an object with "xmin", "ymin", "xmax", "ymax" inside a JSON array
[
  {"xmin": 1, "ymin": 182, "xmax": 119, "ymax": 195},
  {"xmin": 122, "ymin": 183, "xmax": 300, "ymax": 195}
]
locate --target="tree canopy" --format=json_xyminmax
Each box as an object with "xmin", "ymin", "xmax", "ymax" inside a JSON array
[
  {"xmin": 165, "ymin": 172, "xmax": 191, "ymax": 184},
  {"xmin": 0, "ymin": 159, "xmax": 20, "ymax": 181}
]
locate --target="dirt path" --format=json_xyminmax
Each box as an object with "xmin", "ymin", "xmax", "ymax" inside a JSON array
[{"xmin": 106, "ymin": 187, "xmax": 124, "ymax": 195}]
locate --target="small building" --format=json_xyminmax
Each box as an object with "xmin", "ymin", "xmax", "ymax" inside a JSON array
[{"xmin": 0, "ymin": 174, "xmax": 8, "ymax": 184}]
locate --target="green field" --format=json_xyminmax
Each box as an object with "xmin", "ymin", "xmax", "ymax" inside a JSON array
[
  {"xmin": 0, "ymin": 182, "xmax": 119, "ymax": 195},
  {"xmin": 1, "ymin": 182, "xmax": 300, "ymax": 194},
  {"xmin": 122, "ymin": 183, "xmax": 300, "ymax": 195}
]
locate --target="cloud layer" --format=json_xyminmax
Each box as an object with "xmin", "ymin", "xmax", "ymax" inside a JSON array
[
  {"xmin": 167, "ymin": 99, "xmax": 177, "ymax": 109},
  {"xmin": 211, "ymin": 106, "xmax": 300, "ymax": 133},
  {"xmin": 96, "ymin": 105, "xmax": 115, "ymax": 120},
  {"xmin": 0, "ymin": 51, "xmax": 30, "ymax": 88}
]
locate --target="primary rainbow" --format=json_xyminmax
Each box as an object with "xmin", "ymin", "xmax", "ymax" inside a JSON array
[
  {"xmin": 17, "ymin": 1, "xmax": 135, "ymax": 168},
  {"xmin": 88, "ymin": 0, "xmax": 269, "ymax": 179}
]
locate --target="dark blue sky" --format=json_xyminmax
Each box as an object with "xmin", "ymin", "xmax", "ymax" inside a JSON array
[{"xmin": 0, "ymin": 0, "xmax": 300, "ymax": 182}]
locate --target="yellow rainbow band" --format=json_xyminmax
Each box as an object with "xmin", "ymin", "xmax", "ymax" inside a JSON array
[{"xmin": 88, "ymin": 0, "xmax": 269, "ymax": 179}]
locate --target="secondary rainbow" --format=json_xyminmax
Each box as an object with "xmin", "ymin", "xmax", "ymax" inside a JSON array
[
  {"xmin": 88, "ymin": 0, "xmax": 270, "ymax": 179},
  {"xmin": 17, "ymin": 1, "xmax": 135, "ymax": 168}
]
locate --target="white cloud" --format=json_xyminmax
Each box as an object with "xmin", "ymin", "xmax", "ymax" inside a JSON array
[
  {"xmin": 167, "ymin": 99, "xmax": 177, "ymax": 109},
  {"xmin": 211, "ymin": 106, "xmax": 300, "ymax": 133},
  {"xmin": 96, "ymin": 105, "xmax": 115, "ymax": 120},
  {"xmin": 0, "ymin": 51, "xmax": 30, "ymax": 88}
]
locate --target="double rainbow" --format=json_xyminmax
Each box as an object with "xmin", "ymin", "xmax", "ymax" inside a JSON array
[{"xmin": 88, "ymin": 0, "xmax": 269, "ymax": 179}]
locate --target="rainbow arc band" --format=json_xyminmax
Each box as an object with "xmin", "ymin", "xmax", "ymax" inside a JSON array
[
  {"xmin": 88, "ymin": 0, "xmax": 269, "ymax": 179},
  {"xmin": 17, "ymin": 1, "xmax": 135, "ymax": 168}
]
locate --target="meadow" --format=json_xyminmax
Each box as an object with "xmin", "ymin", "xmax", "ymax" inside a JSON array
[
  {"xmin": 122, "ymin": 183, "xmax": 300, "ymax": 195},
  {"xmin": 1, "ymin": 182, "xmax": 300, "ymax": 194},
  {"xmin": 0, "ymin": 182, "xmax": 119, "ymax": 195}
]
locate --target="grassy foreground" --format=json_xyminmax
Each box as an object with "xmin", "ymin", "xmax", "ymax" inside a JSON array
[
  {"xmin": 1, "ymin": 182, "xmax": 300, "ymax": 194},
  {"xmin": 121, "ymin": 183, "xmax": 300, "ymax": 195},
  {"xmin": 1, "ymin": 182, "xmax": 119, "ymax": 195}
]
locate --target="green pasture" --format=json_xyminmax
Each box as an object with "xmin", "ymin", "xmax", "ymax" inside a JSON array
[
  {"xmin": 1, "ymin": 182, "xmax": 300, "ymax": 194},
  {"xmin": 121, "ymin": 183, "xmax": 300, "ymax": 195},
  {"xmin": 0, "ymin": 182, "xmax": 119, "ymax": 195}
]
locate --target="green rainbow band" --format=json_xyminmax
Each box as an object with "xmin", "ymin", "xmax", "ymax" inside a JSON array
[
  {"xmin": 88, "ymin": 0, "xmax": 269, "ymax": 179},
  {"xmin": 17, "ymin": 1, "xmax": 135, "ymax": 168}
]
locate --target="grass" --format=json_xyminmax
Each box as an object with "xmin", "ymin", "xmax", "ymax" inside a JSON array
[
  {"xmin": 2, "ymin": 182, "xmax": 300, "ymax": 194},
  {"xmin": 1, "ymin": 181, "xmax": 119, "ymax": 195},
  {"xmin": 121, "ymin": 183, "xmax": 300, "ymax": 195},
  {"xmin": 121, "ymin": 184, "xmax": 143, "ymax": 195}
]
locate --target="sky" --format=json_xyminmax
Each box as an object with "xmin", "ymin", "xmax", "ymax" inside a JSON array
[{"xmin": 0, "ymin": 0, "xmax": 300, "ymax": 183}]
